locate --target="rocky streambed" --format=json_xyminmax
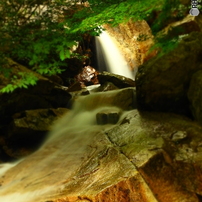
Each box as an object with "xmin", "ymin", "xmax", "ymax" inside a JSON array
[{"xmin": 0, "ymin": 102, "xmax": 202, "ymax": 201}]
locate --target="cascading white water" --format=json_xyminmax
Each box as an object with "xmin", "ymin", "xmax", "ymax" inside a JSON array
[
  {"xmin": 45, "ymin": 89, "xmax": 125, "ymax": 144},
  {"xmin": 95, "ymin": 31, "xmax": 134, "ymax": 79},
  {"xmin": 0, "ymin": 89, "xmax": 132, "ymax": 202}
]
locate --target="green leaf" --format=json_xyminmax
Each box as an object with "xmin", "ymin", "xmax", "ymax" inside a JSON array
[{"xmin": 59, "ymin": 48, "xmax": 70, "ymax": 61}]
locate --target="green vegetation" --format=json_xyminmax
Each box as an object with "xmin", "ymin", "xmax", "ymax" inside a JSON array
[
  {"xmin": 0, "ymin": 72, "xmax": 38, "ymax": 93},
  {"xmin": 0, "ymin": 0, "xmax": 185, "ymax": 93}
]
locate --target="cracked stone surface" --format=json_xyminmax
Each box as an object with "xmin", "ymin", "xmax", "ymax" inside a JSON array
[{"xmin": 0, "ymin": 110, "xmax": 202, "ymax": 201}]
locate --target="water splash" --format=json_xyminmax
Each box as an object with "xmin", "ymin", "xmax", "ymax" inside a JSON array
[{"xmin": 95, "ymin": 31, "xmax": 134, "ymax": 79}]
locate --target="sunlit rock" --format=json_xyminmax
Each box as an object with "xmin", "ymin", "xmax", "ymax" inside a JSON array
[
  {"xmin": 0, "ymin": 110, "xmax": 202, "ymax": 201},
  {"xmin": 104, "ymin": 20, "xmax": 153, "ymax": 68},
  {"xmin": 75, "ymin": 66, "xmax": 99, "ymax": 86}
]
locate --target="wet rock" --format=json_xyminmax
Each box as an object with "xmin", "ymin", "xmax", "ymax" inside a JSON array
[
  {"xmin": 59, "ymin": 57, "xmax": 83, "ymax": 86},
  {"xmin": 0, "ymin": 110, "xmax": 202, "ymax": 201},
  {"xmin": 11, "ymin": 108, "xmax": 69, "ymax": 132},
  {"xmin": 2, "ymin": 108, "xmax": 69, "ymax": 159},
  {"xmin": 76, "ymin": 66, "xmax": 99, "ymax": 86},
  {"xmin": 136, "ymin": 32, "xmax": 202, "ymax": 116},
  {"xmin": 96, "ymin": 108, "xmax": 121, "ymax": 125},
  {"xmin": 73, "ymin": 87, "xmax": 137, "ymax": 111},
  {"xmin": 93, "ymin": 82, "xmax": 119, "ymax": 92},
  {"xmin": 0, "ymin": 58, "xmax": 72, "ymax": 125},
  {"xmin": 98, "ymin": 71, "xmax": 136, "ymax": 89},
  {"xmin": 188, "ymin": 70, "xmax": 202, "ymax": 125},
  {"xmin": 106, "ymin": 111, "xmax": 202, "ymax": 201},
  {"xmin": 171, "ymin": 131, "xmax": 187, "ymax": 142},
  {"xmin": 67, "ymin": 81, "xmax": 83, "ymax": 92}
]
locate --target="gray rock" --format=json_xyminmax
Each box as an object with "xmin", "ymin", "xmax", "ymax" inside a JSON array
[{"xmin": 96, "ymin": 108, "xmax": 121, "ymax": 125}]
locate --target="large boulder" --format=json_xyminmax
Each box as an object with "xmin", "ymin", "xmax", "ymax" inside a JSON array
[
  {"xmin": 0, "ymin": 110, "xmax": 202, "ymax": 201},
  {"xmin": 98, "ymin": 71, "xmax": 136, "ymax": 89},
  {"xmin": 0, "ymin": 58, "xmax": 71, "ymax": 124},
  {"xmin": 0, "ymin": 108, "xmax": 69, "ymax": 160},
  {"xmin": 188, "ymin": 70, "xmax": 202, "ymax": 125},
  {"xmin": 136, "ymin": 32, "xmax": 202, "ymax": 116}
]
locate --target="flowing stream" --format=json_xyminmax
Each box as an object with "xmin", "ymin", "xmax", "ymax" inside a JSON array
[
  {"xmin": 0, "ymin": 29, "xmax": 137, "ymax": 200},
  {"xmin": 0, "ymin": 89, "xmax": 132, "ymax": 202}
]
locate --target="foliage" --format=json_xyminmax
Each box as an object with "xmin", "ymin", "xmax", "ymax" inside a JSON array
[
  {"xmin": 0, "ymin": 0, "xmax": 185, "ymax": 92},
  {"xmin": 151, "ymin": 0, "xmax": 188, "ymax": 34},
  {"xmin": 0, "ymin": 72, "xmax": 38, "ymax": 93},
  {"xmin": 148, "ymin": 35, "xmax": 179, "ymax": 59}
]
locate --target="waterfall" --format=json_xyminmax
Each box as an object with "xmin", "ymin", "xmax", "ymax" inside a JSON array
[{"xmin": 95, "ymin": 31, "xmax": 134, "ymax": 79}]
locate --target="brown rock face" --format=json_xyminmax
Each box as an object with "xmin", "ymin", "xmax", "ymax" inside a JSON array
[
  {"xmin": 104, "ymin": 20, "xmax": 153, "ymax": 69},
  {"xmin": 96, "ymin": 108, "xmax": 121, "ymax": 125},
  {"xmin": 98, "ymin": 71, "xmax": 136, "ymax": 89},
  {"xmin": 0, "ymin": 59, "xmax": 72, "ymax": 160},
  {"xmin": 188, "ymin": 70, "xmax": 202, "ymax": 125},
  {"xmin": 135, "ymin": 31, "xmax": 202, "ymax": 117},
  {"xmin": 1, "ymin": 108, "xmax": 69, "ymax": 159},
  {"xmin": 76, "ymin": 66, "xmax": 99, "ymax": 86},
  {"xmin": 0, "ymin": 58, "xmax": 71, "ymax": 125},
  {"xmin": 0, "ymin": 109, "xmax": 202, "ymax": 201}
]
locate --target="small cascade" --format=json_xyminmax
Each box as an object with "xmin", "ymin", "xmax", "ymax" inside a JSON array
[
  {"xmin": 95, "ymin": 31, "xmax": 134, "ymax": 79},
  {"xmin": 0, "ymin": 89, "xmax": 134, "ymax": 202},
  {"xmin": 45, "ymin": 89, "xmax": 126, "ymax": 144}
]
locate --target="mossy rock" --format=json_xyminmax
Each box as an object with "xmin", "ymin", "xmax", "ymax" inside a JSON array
[{"xmin": 136, "ymin": 32, "xmax": 202, "ymax": 117}]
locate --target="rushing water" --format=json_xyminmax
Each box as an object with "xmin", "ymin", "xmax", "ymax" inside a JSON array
[
  {"xmin": 0, "ymin": 89, "xmax": 133, "ymax": 202},
  {"xmin": 95, "ymin": 31, "xmax": 134, "ymax": 79}
]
